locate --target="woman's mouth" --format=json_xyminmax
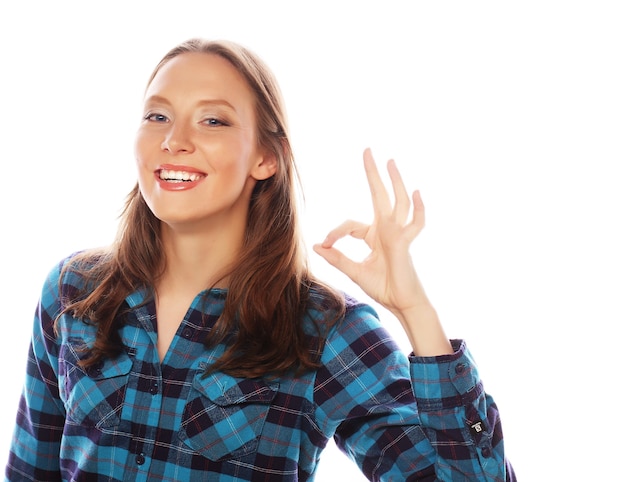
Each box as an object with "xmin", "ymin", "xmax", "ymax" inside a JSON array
[
  {"xmin": 158, "ymin": 169, "xmax": 205, "ymax": 183},
  {"xmin": 155, "ymin": 167, "xmax": 206, "ymax": 191}
]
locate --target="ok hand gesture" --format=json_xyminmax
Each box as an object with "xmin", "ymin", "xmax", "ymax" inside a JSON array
[{"xmin": 314, "ymin": 148, "xmax": 452, "ymax": 356}]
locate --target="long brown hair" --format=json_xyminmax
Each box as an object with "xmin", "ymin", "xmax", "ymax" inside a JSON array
[{"xmin": 59, "ymin": 38, "xmax": 345, "ymax": 377}]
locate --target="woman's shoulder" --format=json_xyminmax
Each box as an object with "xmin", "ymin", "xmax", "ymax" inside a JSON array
[
  {"xmin": 307, "ymin": 284, "xmax": 376, "ymax": 321},
  {"xmin": 332, "ymin": 294, "xmax": 393, "ymax": 345},
  {"xmin": 308, "ymin": 287, "xmax": 402, "ymax": 356},
  {"xmin": 43, "ymin": 248, "xmax": 110, "ymax": 292}
]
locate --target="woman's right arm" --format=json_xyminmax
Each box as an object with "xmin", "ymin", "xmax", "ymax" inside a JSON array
[{"xmin": 5, "ymin": 263, "xmax": 66, "ymax": 481}]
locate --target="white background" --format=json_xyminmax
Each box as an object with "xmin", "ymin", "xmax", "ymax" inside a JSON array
[{"xmin": 1, "ymin": 1, "xmax": 625, "ymax": 480}]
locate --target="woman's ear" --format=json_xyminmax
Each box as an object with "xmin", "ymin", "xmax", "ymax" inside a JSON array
[{"xmin": 251, "ymin": 150, "xmax": 278, "ymax": 181}]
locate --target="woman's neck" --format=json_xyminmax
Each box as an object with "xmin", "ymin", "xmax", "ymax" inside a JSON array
[{"xmin": 156, "ymin": 222, "xmax": 243, "ymax": 297}]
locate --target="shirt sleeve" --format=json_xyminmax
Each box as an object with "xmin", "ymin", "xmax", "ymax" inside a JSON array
[
  {"xmin": 315, "ymin": 302, "xmax": 516, "ymax": 481},
  {"xmin": 409, "ymin": 339, "xmax": 516, "ymax": 481},
  {"xmin": 5, "ymin": 262, "xmax": 66, "ymax": 481}
]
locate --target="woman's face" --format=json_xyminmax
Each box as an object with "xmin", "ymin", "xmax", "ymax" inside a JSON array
[{"xmin": 134, "ymin": 52, "xmax": 276, "ymax": 231}]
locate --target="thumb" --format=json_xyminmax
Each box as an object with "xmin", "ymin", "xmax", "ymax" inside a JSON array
[{"xmin": 313, "ymin": 244, "xmax": 359, "ymax": 282}]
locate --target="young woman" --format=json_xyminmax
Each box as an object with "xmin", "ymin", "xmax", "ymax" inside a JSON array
[{"xmin": 5, "ymin": 38, "xmax": 516, "ymax": 481}]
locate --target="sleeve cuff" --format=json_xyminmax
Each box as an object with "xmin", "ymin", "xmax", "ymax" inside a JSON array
[{"xmin": 409, "ymin": 339, "xmax": 482, "ymax": 407}]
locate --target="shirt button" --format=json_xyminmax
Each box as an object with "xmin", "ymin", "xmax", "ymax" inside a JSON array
[
  {"xmin": 136, "ymin": 453, "xmax": 145, "ymax": 465},
  {"xmin": 182, "ymin": 328, "xmax": 192, "ymax": 339},
  {"xmin": 455, "ymin": 363, "xmax": 465, "ymax": 374},
  {"xmin": 87, "ymin": 361, "xmax": 104, "ymax": 377},
  {"xmin": 149, "ymin": 383, "xmax": 159, "ymax": 395},
  {"xmin": 481, "ymin": 447, "xmax": 491, "ymax": 458}
]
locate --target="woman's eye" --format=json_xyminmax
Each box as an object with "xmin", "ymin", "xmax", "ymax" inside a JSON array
[
  {"xmin": 144, "ymin": 113, "xmax": 168, "ymax": 122},
  {"xmin": 203, "ymin": 118, "xmax": 226, "ymax": 127}
]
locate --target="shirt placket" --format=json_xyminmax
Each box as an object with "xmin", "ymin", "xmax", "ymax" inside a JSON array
[{"xmin": 123, "ymin": 307, "xmax": 164, "ymax": 481}]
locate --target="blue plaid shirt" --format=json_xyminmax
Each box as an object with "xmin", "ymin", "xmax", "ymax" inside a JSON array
[{"xmin": 6, "ymin": 256, "xmax": 515, "ymax": 481}]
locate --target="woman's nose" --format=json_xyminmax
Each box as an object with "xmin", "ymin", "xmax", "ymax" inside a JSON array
[{"xmin": 161, "ymin": 123, "xmax": 195, "ymax": 154}]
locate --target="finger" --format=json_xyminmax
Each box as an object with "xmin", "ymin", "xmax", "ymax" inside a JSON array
[
  {"xmin": 406, "ymin": 190, "xmax": 426, "ymax": 238},
  {"xmin": 363, "ymin": 148, "xmax": 392, "ymax": 216},
  {"xmin": 312, "ymin": 243, "xmax": 361, "ymax": 282},
  {"xmin": 386, "ymin": 159, "xmax": 412, "ymax": 224},
  {"xmin": 320, "ymin": 220, "xmax": 370, "ymax": 248}
]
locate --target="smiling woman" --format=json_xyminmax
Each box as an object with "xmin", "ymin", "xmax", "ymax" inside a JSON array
[
  {"xmin": 3, "ymin": 38, "xmax": 516, "ymax": 481},
  {"xmin": 3, "ymin": 3, "xmax": 625, "ymax": 480}
]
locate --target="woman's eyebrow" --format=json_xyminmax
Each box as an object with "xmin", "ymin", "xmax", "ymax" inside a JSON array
[
  {"xmin": 196, "ymin": 99, "xmax": 236, "ymax": 110},
  {"xmin": 144, "ymin": 94, "xmax": 236, "ymax": 111}
]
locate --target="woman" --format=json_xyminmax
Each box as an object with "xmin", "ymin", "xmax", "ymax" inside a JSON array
[{"xmin": 5, "ymin": 38, "xmax": 515, "ymax": 481}]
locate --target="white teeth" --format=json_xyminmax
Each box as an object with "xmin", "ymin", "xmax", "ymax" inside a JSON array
[{"xmin": 159, "ymin": 169, "xmax": 202, "ymax": 182}]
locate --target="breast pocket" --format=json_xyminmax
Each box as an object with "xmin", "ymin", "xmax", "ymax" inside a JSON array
[
  {"xmin": 180, "ymin": 371, "xmax": 279, "ymax": 461},
  {"xmin": 59, "ymin": 339, "xmax": 133, "ymax": 429}
]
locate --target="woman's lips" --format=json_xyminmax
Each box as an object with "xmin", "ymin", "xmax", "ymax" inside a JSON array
[{"xmin": 154, "ymin": 165, "xmax": 207, "ymax": 191}]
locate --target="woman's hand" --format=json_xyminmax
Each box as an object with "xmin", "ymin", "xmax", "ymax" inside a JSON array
[{"xmin": 313, "ymin": 148, "xmax": 453, "ymax": 355}]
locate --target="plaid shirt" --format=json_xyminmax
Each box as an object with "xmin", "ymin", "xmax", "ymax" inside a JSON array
[{"xmin": 6, "ymin": 256, "xmax": 515, "ymax": 481}]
